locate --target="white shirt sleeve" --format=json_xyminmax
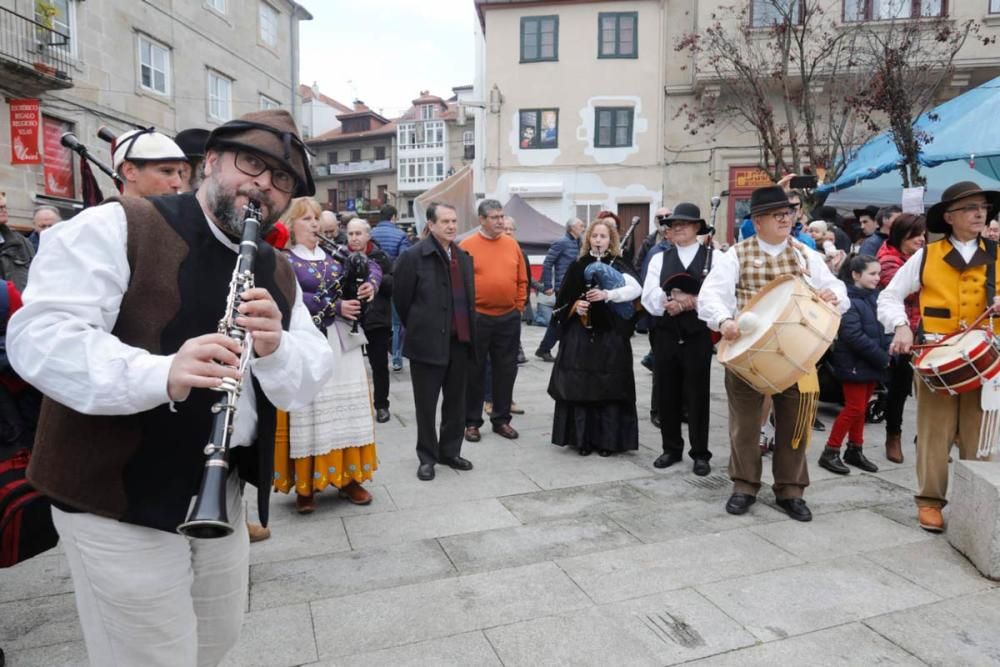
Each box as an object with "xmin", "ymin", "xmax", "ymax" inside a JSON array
[
  {"xmin": 641, "ymin": 252, "xmax": 667, "ymax": 316},
  {"xmin": 697, "ymin": 247, "xmax": 739, "ymax": 330},
  {"xmin": 803, "ymin": 248, "xmax": 850, "ymax": 314},
  {"xmin": 877, "ymin": 249, "xmax": 923, "ymax": 333},
  {"xmin": 250, "ymin": 283, "xmax": 334, "ymax": 411},
  {"xmin": 7, "ymin": 204, "xmax": 175, "ymax": 415},
  {"xmin": 606, "ymin": 273, "xmax": 641, "ymax": 303}
]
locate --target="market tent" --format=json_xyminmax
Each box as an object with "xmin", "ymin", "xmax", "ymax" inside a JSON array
[
  {"xmin": 819, "ymin": 75, "xmax": 1000, "ymax": 194},
  {"xmin": 457, "ymin": 194, "xmax": 566, "ymax": 255},
  {"xmin": 825, "ymin": 160, "xmax": 1000, "ymax": 212},
  {"xmin": 413, "ymin": 165, "xmax": 477, "ymax": 236}
]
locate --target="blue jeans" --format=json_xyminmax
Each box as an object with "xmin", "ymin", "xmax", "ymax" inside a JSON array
[{"xmin": 391, "ymin": 304, "xmax": 404, "ymax": 368}]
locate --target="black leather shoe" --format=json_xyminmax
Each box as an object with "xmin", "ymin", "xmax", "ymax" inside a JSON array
[
  {"xmin": 653, "ymin": 452, "xmax": 683, "ymax": 469},
  {"xmin": 578, "ymin": 448, "xmax": 592, "ymax": 456},
  {"xmin": 844, "ymin": 444, "xmax": 878, "ymax": 472},
  {"xmin": 818, "ymin": 446, "xmax": 850, "ymax": 475},
  {"xmin": 417, "ymin": 463, "xmax": 435, "ymax": 481},
  {"xmin": 375, "ymin": 408, "xmax": 391, "ymax": 423},
  {"xmin": 725, "ymin": 493, "xmax": 756, "ymax": 515},
  {"xmin": 598, "ymin": 449, "xmax": 612, "ymax": 457},
  {"xmin": 775, "ymin": 497, "xmax": 812, "ymax": 522},
  {"xmin": 535, "ymin": 349, "xmax": 555, "ymax": 362},
  {"xmin": 441, "ymin": 456, "xmax": 473, "ymax": 471},
  {"xmin": 813, "ymin": 417, "xmax": 825, "ymax": 431},
  {"xmin": 692, "ymin": 459, "xmax": 711, "ymax": 477}
]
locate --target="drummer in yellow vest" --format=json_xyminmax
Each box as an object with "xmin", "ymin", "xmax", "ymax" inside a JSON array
[
  {"xmin": 877, "ymin": 181, "xmax": 1000, "ymax": 533},
  {"xmin": 699, "ymin": 185, "xmax": 848, "ymax": 522}
]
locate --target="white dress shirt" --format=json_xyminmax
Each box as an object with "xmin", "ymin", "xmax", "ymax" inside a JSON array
[
  {"xmin": 606, "ymin": 273, "xmax": 642, "ymax": 303},
  {"xmin": 877, "ymin": 236, "xmax": 977, "ymax": 334},
  {"xmin": 697, "ymin": 237, "xmax": 849, "ymax": 330},
  {"xmin": 8, "ymin": 202, "xmax": 334, "ymax": 447},
  {"xmin": 289, "ymin": 243, "xmax": 327, "ymax": 261},
  {"xmin": 641, "ymin": 243, "xmax": 699, "ymax": 316}
]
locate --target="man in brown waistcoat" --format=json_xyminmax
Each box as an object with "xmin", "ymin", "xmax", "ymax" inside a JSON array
[
  {"xmin": 8, "ymin": 110, "xmax": 333, "ymax": 666},
  {"xmin": 698, "ymin": 185, "xmax": 848, "ymax": 522}
]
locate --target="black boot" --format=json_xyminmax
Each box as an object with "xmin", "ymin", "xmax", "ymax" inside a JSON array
[
  {"xmin": 843, "ymin": 443, "xmax": 878, "ymax": 472},
  {"xmin": 818, "ymin": 446, "xmax": 850, "ymax": 475}
]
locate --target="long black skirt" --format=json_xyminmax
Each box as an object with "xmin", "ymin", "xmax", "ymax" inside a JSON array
[{"xmin": 548, "ymin": 320, "xmax": 638, "ymax": 452}]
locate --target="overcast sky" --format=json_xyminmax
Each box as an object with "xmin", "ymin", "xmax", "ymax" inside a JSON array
[{"xmin": 299, "ymin": 0, "xmax": 477, "ymax": 118}]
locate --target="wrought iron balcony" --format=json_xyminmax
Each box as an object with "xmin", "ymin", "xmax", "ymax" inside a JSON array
[{"xmin": 0, "ymin": 7, "xmax": 73, "ymax": 93}]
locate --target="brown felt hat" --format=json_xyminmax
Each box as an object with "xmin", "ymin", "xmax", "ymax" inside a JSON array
[
  {"xmin": 926, "ymin": 181, "xmax": 1000, "ymax": 234},
  {"xmin": 206, "ymin": 110, "xmax": 314, "ymax": 197}
]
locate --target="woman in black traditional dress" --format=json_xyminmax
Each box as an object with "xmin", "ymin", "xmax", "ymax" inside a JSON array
[{"xmin": 548, "ymin": 217, "xmax": 641, "ymax": 456}]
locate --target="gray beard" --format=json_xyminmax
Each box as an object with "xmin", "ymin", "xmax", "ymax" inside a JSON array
[{"xmin": 204, "ymin": 174, "xmax": 282, "ymax": 239}]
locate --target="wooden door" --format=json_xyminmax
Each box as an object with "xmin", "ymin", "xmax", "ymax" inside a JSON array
[{"xmin": 616, "ymin": 203, "xmax": 649, "ymax": 262}]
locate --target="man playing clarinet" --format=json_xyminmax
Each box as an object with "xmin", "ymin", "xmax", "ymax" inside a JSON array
[{"xmin": 699, "ymin": 185, "xmax": 847, "ymax": 522}]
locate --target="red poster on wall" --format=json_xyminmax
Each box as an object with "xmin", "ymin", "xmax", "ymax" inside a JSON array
[
  {"xmin": 43, "ymin": 116, "xmax": 75, "ymax": 198},
  {"xmin": 9, "ymin": 99, "xmax": 41, "ymax": 164}
]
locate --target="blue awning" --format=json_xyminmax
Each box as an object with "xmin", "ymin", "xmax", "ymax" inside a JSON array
[{"xmin": 819, "ymin": 75, "xmax": 1000, "ymax": 194}]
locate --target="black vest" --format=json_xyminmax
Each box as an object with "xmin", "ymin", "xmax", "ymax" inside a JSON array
[
  {"xmin": 655, "ymin": 244, "xmax": 711, "ymax": 338},
  {"xmin": 30, "ymin": 194, "xmax": 295, "ymax": 532}
]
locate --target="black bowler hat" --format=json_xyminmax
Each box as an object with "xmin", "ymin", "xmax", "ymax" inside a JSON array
[
  {"xmin": 749, "ymin": 186, "xmax": 791, "ymax": 217},
  {"xmin": 926, "ymin": 181, "xmax": 1000, "ymax": 234},
  {"xmin": 665, "ymin": 202, "xmax": 711, "ymax": 235},
  {"xmin": 174, "ymin": 128, "xmax": 210, "ymax": 160}
]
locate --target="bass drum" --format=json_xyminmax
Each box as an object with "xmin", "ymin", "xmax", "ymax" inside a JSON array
[{"xmin": 718, "ymin": 275, "xmax": 841, "ymax": 395}]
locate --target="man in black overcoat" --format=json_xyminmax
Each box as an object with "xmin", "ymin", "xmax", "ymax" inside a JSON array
[{"xmin": 393, "ymin": 203, "xmax": 477, "ymax": 480}]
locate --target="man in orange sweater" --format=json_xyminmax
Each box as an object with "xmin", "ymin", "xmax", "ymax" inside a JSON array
[{"xmin": 460, "ymin": 199, "xmax": 527, "ymax": 441}]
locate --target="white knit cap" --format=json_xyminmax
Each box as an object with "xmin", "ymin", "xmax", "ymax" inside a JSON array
[{"xmin": 112, "ymin": 128, "xmax": 186, "ymax": 170}]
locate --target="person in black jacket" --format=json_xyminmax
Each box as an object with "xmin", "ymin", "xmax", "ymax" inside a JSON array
[
  {"xmin": 819, "ymin": 254, "xmax": 889, "ymax": 475},
  {"xmin": 348, "ymin": 219, "xmax": 394, "ymax": 423},
  {"xmin": 393, "ymin": 203, "xmax": 477, "ymax": 481}
]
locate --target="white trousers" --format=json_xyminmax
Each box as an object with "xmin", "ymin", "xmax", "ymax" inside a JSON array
[{"xmin": 52, "ymin": 477, "xmax": 249, "ymax": 667}]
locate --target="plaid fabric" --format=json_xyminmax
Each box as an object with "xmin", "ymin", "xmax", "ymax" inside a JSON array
[
  {"xmin": 733, "ymin": 237, "xmax": 804, "ymax": 310},
  {"xmin": 449, "ymin": 248, "xmax": 471, "ymax": 343}
]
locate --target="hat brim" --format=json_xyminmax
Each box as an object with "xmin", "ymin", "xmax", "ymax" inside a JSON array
[
  {"xmin": 661, "ymin": 272, "xmax": 703, "ymax": 295},
  {"xmin": 749, "ymin": 200, "xmax": 792, "ymax": 217},
  {"xmin": 665, "ymin": 217, "xmax": 711, "ymax": 235},
  {"xmin": 926, "ymin": 190, "xmax": 1000, "ymax": 234}
]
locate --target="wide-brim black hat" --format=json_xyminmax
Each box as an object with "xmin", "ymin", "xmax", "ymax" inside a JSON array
[
  {"xmin": 661, "ymin": 272, "xmax": 703, "ymax": 295},
  {"xmin": 206, "ymin": 110, "xmax": 315, "ymax": 197},
  {"xmin": 852, "ymin": 205, "xmax": 879, "ymax": 221},
  {"xmin": 749, "ymin": 186, "xmax": 791, "ymax": 217},
  {"xmin": 926, "ymin": 181, "xmax": 1000, "ymax": 234},
  {"xmin": 665, "ymin": 201, "xmax": 711, "ymax": 235},
  {"xmin": 174, "ymin": 128, "xmax": 210, "ymax": 160}
]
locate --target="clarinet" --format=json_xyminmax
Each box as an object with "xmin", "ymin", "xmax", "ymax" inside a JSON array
[{"xmin": 177, "ymin": 201, "xmax": 261, "ymax": 539}]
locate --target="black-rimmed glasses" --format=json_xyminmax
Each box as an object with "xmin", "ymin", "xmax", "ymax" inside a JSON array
[{"xmin": 233, "ymin": 150, "xmax": 297, "ymax": 194}]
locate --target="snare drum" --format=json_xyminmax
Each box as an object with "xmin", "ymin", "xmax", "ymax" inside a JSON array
[
  {"xmin": 912, "ymin": 328, "xmax": 1000, "ymax": 395},
  {"xmin": 718, "ymin": 275, "xmax": 841, "ymax": 395}
]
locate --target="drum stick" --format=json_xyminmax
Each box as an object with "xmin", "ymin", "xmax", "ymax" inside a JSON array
[{"xmin": 912, "ymin": 307, "xmax": 996, "ymax": 351}]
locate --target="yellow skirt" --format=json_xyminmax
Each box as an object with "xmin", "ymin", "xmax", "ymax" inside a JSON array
[{"xmin": 272, "ymin": 410, "xmax": 378, "ymax": 496}]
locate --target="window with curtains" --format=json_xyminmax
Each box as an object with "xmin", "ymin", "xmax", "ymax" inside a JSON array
[
  {"xmin": 138, "ymin": 35, "xmax": 170, "ymax": 95},
  {"xmin": 520, "ymin": 15, "xmax": 558, "ymax": 62},
  {"xmin": 750, "ymin": 0, "xmax": 803, "ymax": 27},
  {"xmin": 594, "ymin": 107, "xmax": 634, "ymax": 148},
  {"xmin": 843, "ymin": 0, "xmax": 945, "ymax": 21}
]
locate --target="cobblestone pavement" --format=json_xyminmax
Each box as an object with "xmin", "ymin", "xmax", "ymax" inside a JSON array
[{"xmin": 3, "ymin": 325, "xmax": 998, "ymax": 666}]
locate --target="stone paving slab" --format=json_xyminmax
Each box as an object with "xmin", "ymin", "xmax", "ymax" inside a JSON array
[
  {"xmin": 863, "ymin": 537, "xmax": 999, "ymax": 599},
  {"xmin": 438, "ymin": 514, "xmax": 640, "ymax": 574},
  {"xmin": 248, "ymin": 514, "xmax": 351, "ymax": 565},
  {"xmin": 606, "ymin": 497, "xmax": 789, "ymax": 544},
  {"xmin": 864, "ymin": 589, "xmax": 1000, "ymax": 665},
  {"xmin": 499, "ymin": 480, "xmax": 660, "ymax": 523},
  {"xmin": 219, "ymin": 603, "xmax": 316, "ymax": 667},
  {"xmin": 697, "ymin": 559, "xmax": 940, "ymax": 642},
  {"xmin": 342, "ymin": 498, "xmax": 521, "ymax": 549},
  {"xmin": 310, "ymin": 631, "xmax": 502, "ymax": 667},
  {"xmin": 685, "ymin": 623, "xmax": 925, "ymax": 666},
  {"xmin": 253, "ymin": 483, "xmax": 400, "ymax": 525},
  {"xmin": 309, "ymin": 562, "xmax": 592, "ymax": 660},
  {"xmin": 779, "ymin": 474, "xmax": 914, "ymax": 516},
  {"xmin": 0, "ymin": 553, "xmax": 72, "ymax": 604},
  {"xmin": 485, "ymin": 587, "xmax": 757, "ymax": 666},
  {"xmin": 748, "ymin": 508, "xmax": 931, "ymax": 562},
  {"xmin": 556, "ymin": 530, "xmax": 802, "ymax": 604},
  {"xmin": 517, "ymin": 449, "xmax": 654, "ymax": 490},
  {"xmin": 3, "ymin": 639, "xmax": 88, "ymax": 667},
  {"xmin": 0, "ymin": 592, "xmax": 81, "ymax": 652},
  {"xmin": 248, "ymin": 538, "xmax": 455, "ymax": 610},
  {"xmin": 383, "ymin": 469, "xmax": 541, "ymax": 509}
]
